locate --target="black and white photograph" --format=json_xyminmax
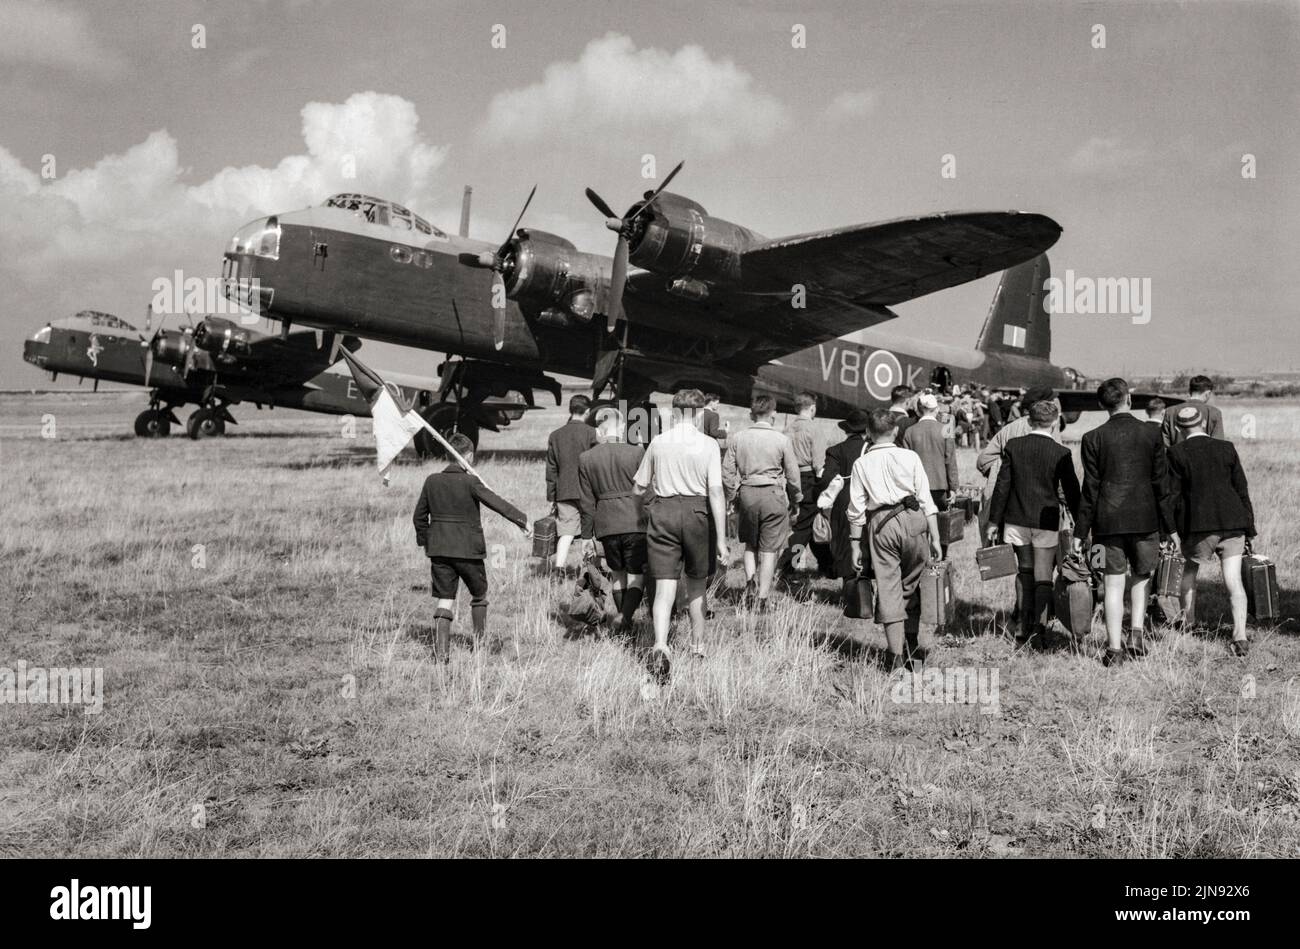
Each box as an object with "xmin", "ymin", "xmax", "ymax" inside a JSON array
[{"xmin": 0, "ymin": 0, "xmax": 1296, "ymax": 924}]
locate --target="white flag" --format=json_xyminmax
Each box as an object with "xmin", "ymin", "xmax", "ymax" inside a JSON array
[{"xmin": 371, "ymin": 387, "xmax": 426, "ymax": 479}]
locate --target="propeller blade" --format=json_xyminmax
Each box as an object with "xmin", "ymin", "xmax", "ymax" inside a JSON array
[
  {"xmin": 143, "ymin": 348, "xmax": 154, "ymax": 388},
  {"xmin": 629, "ymin": 160, "xmax": 683, "ymax": 223},
  {"xmin": 606, "ymin": 236, "xmax": 629, "ymax": 332},
  {"xmin": 502, "ymin": 184, "xmax": 536, "ymax": 253},
  {"xmin": 328, "ymin": 332, "xmax": 343, "ymax": 363},
  {"xmin": 144, "ymin": 303, "xmax": 153, "ymax": 339},
  {"xmin": 492, "ymin": 273, "xmax": 506, "ymax": 351},
  {"xmin": 590, "ymin": 348, "xmax": 621, "ymax": 397},
  {"xmin": 585, "ymin": 187, "xmax": 618, "ymax": 221}
]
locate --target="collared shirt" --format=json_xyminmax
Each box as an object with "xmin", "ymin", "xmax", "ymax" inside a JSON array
[
  {"xmin": 784, "ymin": 415, "xmax": 826, "ymax": 474},
  {"xmin": 634, "ymin": 422, "xmax": 722, "ymax": 498},
  {"xmin": 722, "ymin": 418, "xmax": 802, "ymax": 498},
  {"xmin": 846, "ymin": 443, "xmax": 937, "ymax": 529}
]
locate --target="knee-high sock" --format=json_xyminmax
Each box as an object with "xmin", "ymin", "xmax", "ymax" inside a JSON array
[
  {"xmin": 434, "ymin": 608, "xmax": 454, "ymax": 661},
  {"xmin": 1034, "ymin": 582, "xmax": 1053, "ymax": 628},
  {"xmin": 471, "ymin": 604, "xmax": 487, "ymax": 639},
  {"xmin": 613, "ymin": 589, "xmax": 624, "ymax": 611},
  {"xmin": 620, "ymin": 586, "xmax": 643, "ymax": 626},
  {"xmin": 1017, "ymin": 570, "xmax": 1036, "ymax": 636}
]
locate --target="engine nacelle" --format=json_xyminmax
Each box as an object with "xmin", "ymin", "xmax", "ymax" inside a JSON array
[
  {"xmin": 505, "ymin": 229, "xmax": 607, "ymax": 321},
  {"xmin": 151, "ymin": 329, "xmax": 196, "ymax": 369},
  {"xmin": 625, "ymin": 192, "xmax": 760, "ymax": 289},
  {"xmin": 193, "ymin": 316, "xmax": 256, "ymax": 359}
]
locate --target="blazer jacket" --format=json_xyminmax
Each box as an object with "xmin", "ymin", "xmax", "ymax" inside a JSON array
[
  {"xmin": 1166, "ymin": 435, "xmax": 1255, "ymax": 537},
  {"xmin": 988, "ymin": 433, "xmax": 1081, "ymax": 531},
  {"xmin": 1075, "ymin": 413, "xmax": 1174, "ymax": 539},
  {"xmin": 577, "ymin": 441, "xmax": 647, "ymax": 539},
  {"xmin": 413, "ymin": 466, "xmax": 527, "ymax": 559}
]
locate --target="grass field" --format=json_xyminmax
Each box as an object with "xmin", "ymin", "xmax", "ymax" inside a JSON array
[{"xmin": 1, "ymin": 391, "xmax": 1297, "ymax": 857}]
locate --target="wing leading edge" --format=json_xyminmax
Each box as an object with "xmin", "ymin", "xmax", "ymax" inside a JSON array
[{"xmin": 646, "ymin": 210, "xmax": 1062, "ymax": 370}]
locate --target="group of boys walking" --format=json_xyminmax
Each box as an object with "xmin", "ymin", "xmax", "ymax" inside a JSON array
[
  {"xmin": 984, "ymin": 374, "xmax": 1255, "ymax": 664},
  {"xmin": 409, "ymin": 373, "xmax": 1258, "ymax": 675}
]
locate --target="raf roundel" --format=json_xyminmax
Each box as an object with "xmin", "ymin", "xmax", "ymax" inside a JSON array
[{"xmin": 864, "ymin": 349, "xmax": 903, "ymax": 401}]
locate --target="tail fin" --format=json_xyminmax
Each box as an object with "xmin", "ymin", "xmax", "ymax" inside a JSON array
[{"xmin": 976, "ymin": 253, "xmax": 1051, "ymax": 360}]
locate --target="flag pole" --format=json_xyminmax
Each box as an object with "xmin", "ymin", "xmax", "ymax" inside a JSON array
[{"xmin": 411, "ymin": 413, "xmax": 492, "ymax": 489}]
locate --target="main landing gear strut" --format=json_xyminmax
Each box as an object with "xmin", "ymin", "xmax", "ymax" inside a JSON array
[
  {"xmin": 133, "ymin": 393, "xmax": 182, "ymax": 438},
  {"xmin": 186, "ymin": 399, "xmax": 237, "ymax": 439}
]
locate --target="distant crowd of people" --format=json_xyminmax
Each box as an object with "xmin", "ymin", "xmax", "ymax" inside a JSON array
[{"xmin": 409, "ymin": 373, "xmax": 1258, "ymax": 680}]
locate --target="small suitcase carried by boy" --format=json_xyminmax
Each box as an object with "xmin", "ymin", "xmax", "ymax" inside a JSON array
[
  {"xmin": 920, "ymin": 559, "xmax": 957, "ymax": 627},
  {"xmin": 1154, "ymin": 544, "xmax": 1184, "ymax": 599},
  {"xmin": 976, "ymin": 543, "xmax": 1018, "ymax": 581},
  {"xmin": 953, "ymin": 488, "xmax": 981, "ymax": 522},
  {"xmin": 1241, "ymin": 544, "xmax": 1280, "ymax": 621},
  {"xmin": 532, "ymin": 516, "xmax": 558, "ymax": 559},
  {"xmin": 937, "ymin": 508, "xmax": 965, "ymax": 546}
]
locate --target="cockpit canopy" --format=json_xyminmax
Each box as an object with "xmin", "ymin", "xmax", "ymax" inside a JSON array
[
  {"xmin": 49, "ymin": 310, "xmax": 138, "ymax": 335},
  {"xmin": 321, "ymin": 193, "xmax": 446, "ymax": 237}
]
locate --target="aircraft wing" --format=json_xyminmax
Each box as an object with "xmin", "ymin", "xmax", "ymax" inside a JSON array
[
  {"xmin": 1056, "ymin": 389, "xmax": 1185, "ymax": 413},
  {"xmin": 626, "ymin": 211, "xmax": 1061, "ymax": 369},
  {"xmin": 234, "ymin": 330, "xmax": 363, "ymax": 386},
  {"xmin": 741, "ymin": 211, "xmax": 1061, "ymax": 302}
]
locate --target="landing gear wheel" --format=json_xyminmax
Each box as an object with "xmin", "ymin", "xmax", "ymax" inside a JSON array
[
  {"xmin": 414, "ymin": 404, "xmax": 479, "ymax": 458},
  {"xmin": 187, "ymin": 408, "xmax": 225, "ymax": 439},
  {"xmin": 133, "ymin": 409, "xmax": 171, "ymax": 438}
]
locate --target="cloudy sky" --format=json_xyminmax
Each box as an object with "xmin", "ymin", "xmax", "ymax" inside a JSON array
[{"xmin": 2, "ymin": 0, "xmax": 1297, "ymax": 387}]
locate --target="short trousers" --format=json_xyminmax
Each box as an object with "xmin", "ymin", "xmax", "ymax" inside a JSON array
[
  {"xmin": 647, "ymin": 495, "xmax": 713, "ymax": 580},
  {"xmin": 1003, "ymin": 523, "xmax": 1060, "ymax": 549},
  {"xmin": 554, "ymin": 501, "xmax": 581, "ymax": 536},
  {"xmin": 1093, "ymin": 531, "xmax": 1160, "ymax": 576},
  {"xmin": 430, "ymin": 557, "xmax": 488, "ymax": 603},
  {"xmin": 1184, "ymin": 530, "xmax": 1246, "ymax": 566},
  {"xmin": 737, "ymin": 484, "xmax": 791, "ymax": 552},
  {"xmin": 600, "ymin": 532, "xmax": 648, "ymax": 574}
]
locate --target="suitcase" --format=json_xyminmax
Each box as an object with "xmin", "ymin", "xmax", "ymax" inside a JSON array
[
  {"xmin": 842, "ymin": 576, "xmax": 874, "ymax": 619},
  {"xmin": 531, "ymin": 516, "xmax": 558, "ymax": 559},
  {"xmin": 920, "ymin": 560, "xmax": 957, "ymax": 626},
  {"xmin": 1242, "ymin": 553, "xmax": 1280, "ymax": 621},
  {"xmin": 1054, "ymin": 554, "xmax": 1095, "ymax": 637},
  {"xmin": 952, "ymin": 494, "xmax": 980, "ymax": 522},
  {"xmin": 976, "ymin": 543, "xmax": 1018, "ymax": 581},
  {"xmin": 1154, "ymin": 547, "xmax": 1185, "ymax": 599},
  {"xmin": 937, "ymin": 508, "xmax": 965, "ymax": 546}
]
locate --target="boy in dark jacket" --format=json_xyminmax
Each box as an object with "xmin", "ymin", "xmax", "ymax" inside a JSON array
[
  {"xmin": 1074, "ymin": 378, "xmax": 1177, "ymax": 665},
  {"xmin": 546, "ymin": 394, "xmax": 599, "ymax": 574},
  {"xmin": 987, "ymin": 400, "xmax": 1081, "ymax": 646},
  {"xmin": 1166, "ymin": 405, "xmax": 1256, "ymax": 654},
  {"xmin": 577, "ymin": 407, "xmax": 648, "ymax": 631},
  {"xmin": 413, "ymin": 433, "xmax": 531, "ymax": 661}
]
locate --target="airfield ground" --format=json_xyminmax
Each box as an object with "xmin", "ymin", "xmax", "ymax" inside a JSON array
[{"xmin": 1, "ymin": 391, "xmax": 1297, "ymax": 856}]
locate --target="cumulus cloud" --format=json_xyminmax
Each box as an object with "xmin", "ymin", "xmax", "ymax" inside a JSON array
[
  {"xmin": 1066, "ymin": 136, "xmax": 1149, "ymax": 178},
  {"xmin": 0, "ymin": 92, "xmax": 448, "ymax": 372},
  {"xmin": 480, "ymin": 33, "xmax": 786, "ymax": 154},
  {"xmin": 0, "ymin": 0, "xmax": 128, "ymax": 78},
  {"xmin": 0, "ymin": 91, "xmax": 447, "ymax": 275},
  {"xmin": 824, "ymin": 90, "xmax": 879, "ymax": 122}
]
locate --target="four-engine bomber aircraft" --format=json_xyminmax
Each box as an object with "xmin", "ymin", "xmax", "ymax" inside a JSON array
[
  {"xmin": 21, "ymin": 309, "xmax": 531, "ymax": 441},
  {"xmin": 219, "ymin": 173, "xmax": 1140, "ymax": 447}
]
